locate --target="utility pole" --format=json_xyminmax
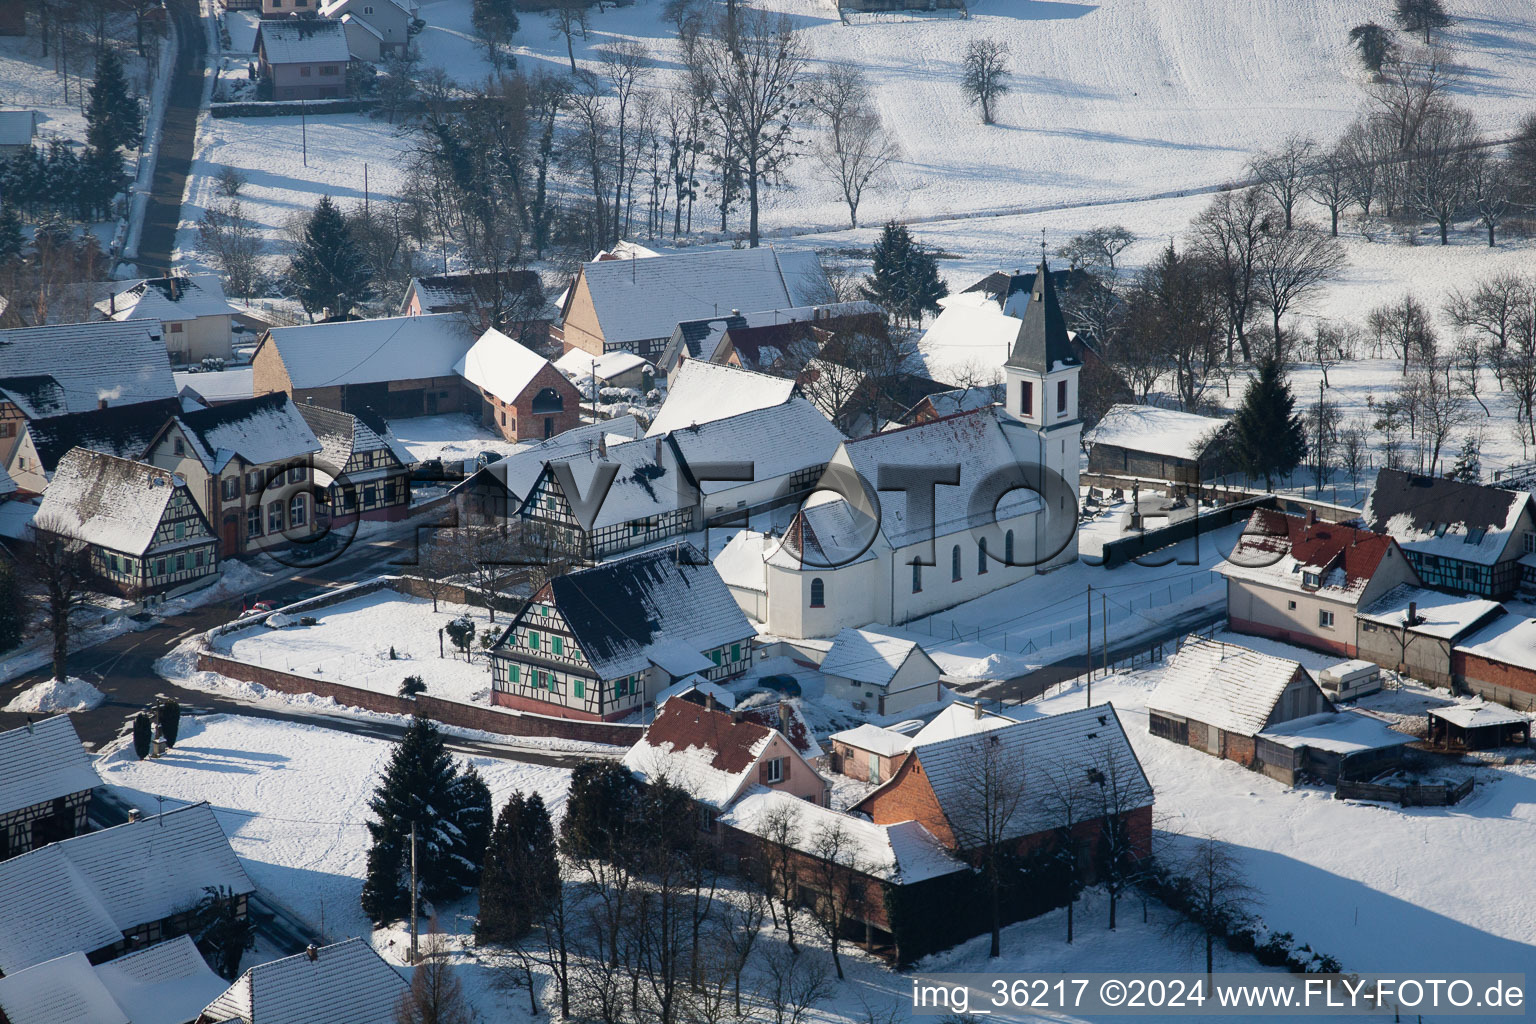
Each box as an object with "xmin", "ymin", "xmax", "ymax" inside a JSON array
[
  {"xmin": 1317, "ymin": 379, "xmax": 1325, "ymax": 498},
  {"xmin": 408, "ymin": 823, "xmax": 419, "ymax": 964},
  {"xmin": 1101, "ymin": 592, "xmax": 1108, "ymax": 686},
  {"xmin": 301, "ymin": 100, "xmax": 308, "ymax": 168},
  {"xmin": 1085, "ymin": 585, "xmax": 1092, "ymax": 706},
  {"xmin": 363, "ymin": 163, "xmax": 369, "ymax": 217}
]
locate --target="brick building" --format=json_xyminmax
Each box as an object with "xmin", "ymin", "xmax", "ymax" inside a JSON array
[{"xmin": 454, "ymin": 327, "xmax": 580, "ymax": 442}]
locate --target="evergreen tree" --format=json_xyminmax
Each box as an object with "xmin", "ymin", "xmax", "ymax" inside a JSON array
[
  {"xmin": 157, "ymin": 698, "xmax": 181, "ymax": 748},
  {"xmin": 1450, "ymin": 435, "xmax": 1481, "ymax": 483},
  {"xmin": 132, "ymin": 713, "xmax": 152, "ymax": 760},
  {"xmin": 476, "ymin": 791, "xmax": 558, "ymax": 945},
  {"xmin": 451, "ymin": 764, "xmax": 494, "ymax": 891},
  {"xmin": 0, "ymin": 206, "xmax": 24, "ymax": 266},
  {"xmin": 85, "ymin": 49, "xmax": 143, "ymax": 158},
  {"xmin": 0, "ymin": 562, "xmax": 27, "ymax": 653},
  {"xmin": 861, "ymin": 221, "xmax": 949, "ymax": 328},
  {"xmin": 360, "ymin": 715, "xmax": 474, "ymax": 924},
  {"xmin": 1347, "ymin": 23, "xmax": 1397, "ymax": 76},
  {"xmin": 1230, "ymin": 356, "xmax": 1307, "ymax": 490},
  {"xmin": 289, "ymin": 195, "xmax": 373, "ymax": 318},
  {"xmin": 557, "ymin": 758, "xmax": 642, "ymax": 861},
  {"xmin": 1393, "ymin": 0, "xmax": 1451, "ymax": 44}
]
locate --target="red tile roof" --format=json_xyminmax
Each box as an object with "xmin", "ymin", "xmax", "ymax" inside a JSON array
[
  {"xmin": 1244, "ymin": 508, "xmax": 1397, "ymax": 589},
  {"xmin": 641, "ymin": 695, "xmax": 773, "ymax": 775}
]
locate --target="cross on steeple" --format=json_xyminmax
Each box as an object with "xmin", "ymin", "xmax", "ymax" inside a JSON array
[{"xmin": 1039, "ymin": 228, "xmax": 1047, "ymax": 265}]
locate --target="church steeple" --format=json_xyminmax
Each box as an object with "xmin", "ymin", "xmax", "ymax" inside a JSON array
[{"xmin": 1004, "ymin": 260, "xmax": 1079, "ymax": 374}]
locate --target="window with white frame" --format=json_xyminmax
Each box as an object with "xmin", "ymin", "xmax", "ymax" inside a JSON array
[
  {"xmin": 1319, "ymin": 609, "xmax": 1335, "ymax": 629},
  {"xmin": 764, "ymin": 758, "xmax": 784, "ymax": 784}
]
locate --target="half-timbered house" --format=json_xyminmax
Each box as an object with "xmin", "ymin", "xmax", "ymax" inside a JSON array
[
  {"xmin": 5, "ymin": 397, "xmax": 182, "ymax": 496},
  {"xmin": 490, "ymin": 544, "xmax": 754, "ymax": 720},
  {"xmin": 34, "ymin": 449, "xmax": 219, "ymax": 601},
  {"xmin": 298, "ymin": 404, "xmax": 413, "ymax": 524},
  {"xmin": 0, "ymin": 715, "xmax": 100, "ymax": 861},
  {"xmin": 195, "ymin": 938, "xmax": 408, "ymax": 1024}
]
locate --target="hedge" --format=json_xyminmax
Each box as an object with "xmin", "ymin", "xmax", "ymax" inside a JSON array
[{"xmin": 211, "ymin": 98, "xmax": 378, "ymax": 118}]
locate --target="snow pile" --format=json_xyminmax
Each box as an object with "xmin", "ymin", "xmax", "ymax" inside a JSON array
[{"xmin": 4, "ymin": 677, "xmax": 107, "ymax": 713}]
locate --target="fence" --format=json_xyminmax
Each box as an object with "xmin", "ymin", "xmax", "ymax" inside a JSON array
[
  {"xmin": 1097, "ymin": 495, "xmax": 1272, "ymax": 568},
  {"xmin": 1334, "ymin": 776, "xmax": 1473, "ymax": 807}
]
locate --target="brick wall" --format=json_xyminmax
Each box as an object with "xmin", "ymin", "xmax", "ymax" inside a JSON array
[
  {"xmin": 1450, "ymin": 652, "xmax": 1536, "ymax": 713},
  {"xmin": 856, "ymin": 758, "xmax": 953, "ymax": 847}
]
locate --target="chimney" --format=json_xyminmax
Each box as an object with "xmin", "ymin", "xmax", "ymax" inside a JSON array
[
  {"xmin": 730, "ymin": 309, "xmax": 740, "ymax": 318},
  {"xmin": 1408, "ymin": 601, "xmax": 1418, "ymax": 626},
  {"xmin": 705, "ymin": 691, "xmax": 718, "ymax": 712},
  {"xmin": 654, "ymin": 436, "xmax": 663, "ymax": 463},
  {"xmin": 1304, "ymin": 508, "xmax": 1317, "ymax": 528},
  {"xmin": 98, "ymin": 397, "xmax": 108, "ymax": 410},
  {"xmin": 598, "ymin": 434, "xmax": 607, "ymax": 458},
  {"xmin": 777, "ymin": 702, "xmax": 790, "ymax": 735},
  {"xmin": 306, "ymin": 943, "xmax": 319, "ymax": 962},
  {"xmin": 973, "ymin": 701, "xmax": 984, "ymax": 720},
  {"xmin": 128, "ymin": 808, "xmax": 142, "ymax": 822}
]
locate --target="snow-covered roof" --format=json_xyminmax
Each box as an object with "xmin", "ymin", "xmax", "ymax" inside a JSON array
[
  {"xmin": 34, "ymin": 450, "xmax": 195, "ymax": 555},
  {"xmin": 917, "ymin": 290, "xmax": 1029, "ymax": 384},
  {"xmin": 97, "ymin": 275, "xmax": 238, "ymax": 323},
  {"xmin": 1454, "ymin": 601, "xmax": 1536, "ymax": 670},
  {"xmin": 1085, "ymin": 403, "xmax": 1229, "ymax": 461},
  {"xmin": 554, "ymin": 348, "xmax": 650, "ymax": 381},
  {"xmin": 94, "ymin": 936, "xmax": 230, "ymax": 1024},
  {"xmin": 0, "ymin": 109, "xmax": 36, "ymax": 148},
  {"xmin": 646, "ymin": 360, "xmax": 796, "ymax": 436},
  {"xmin": 536, "ymin": 543, "xmax": 754, "ymax": 681},
  {"xmin": 0, "ymin": 803, "xmax": 253, "ymax": 974},
  {"xmin": 174, "ymin": 368, "xmax": 254, "ymax": 404},
  {"xmin": 0, "ymin": 951, "xmax": 128, "ymax": 1024},
  {"xmin": 574, "ymin": 247, "xmax": 829, "ymax": 348},
  {"xmin": 297, "ymin": 404, "xmax": 409, "ymax": 480},
  {"xmin": 261, "ymin": 314, "xmax": 476, "ymax": 390},
  {"xmin": 837, "ymin": 407, "xmax": 1045, "ymax": 548},
  {"xmin": 24, "ymin": 398, "xmax": 181, "ymax": 472},
  {"xmin": 655, "ymin": 675, "xmax": 736, "ymax": 711},
  {"xmin": 1215, "ymin": 508, "xmax": 1403, "ymax": 606},
  {"xmin": 820, "ymin": 628, "xmax": 932, "ymax": 688},
  {"xmin": 1257, "ymin": 709, "xmax": 1414, "ymax": 754},
  {"xmin": 198, "ymin": 938, "xmax": 407, "ymax": 1024},
  {"xmin": 1150, "ymin": 637, "xmax": 1323, "ymax": 737},
  {"xmin": 453, "ymin": 327, "xmax": 553, "ymax": 405},
  {"xmin": 170, "ymin": 392, "xmax": 321, "ymax": 473},
  {"xmin": 0, "ymin": 320, "xmax": 175, "ymax": 417},
  {"xmin": 829, "ymin": 723, "xmax": 911, "ymax": 758},
  {"xmin": 896, "ymin": 704, "xmax": 1152, "ymax": 843},
  {"xmin": 256, "ymin": 18, "xmax": 350, "ymax": 64},
  {"xmin": 907, "ymin": 386, "xmax": 999, "ymax": 423},
  {"xmin": 1357, "ymin": 584, "xmax": 1503, "ymax": 641},
  {"xmin": 456, "ymin": 416, "xmax": 641, "ymax": 504},
  {"xmin": 665, "ymin": 398, "xmax": 843, "ymax": 493},
  {"xmin": 906, "ymin": 701, "xmax": 1016, "ymax": 746},
  {"xmin": 767, "ymin": 494, "xmax": 879, "ymax": 570},
  {"xmin": 714, "ymin": 529, "xmax": 772, "ymax": 594},
  {"xmin": 1426, "ymin": 700, "xmax": 1529, "ymax": 729},
  {"xmin": 536, "ymin": 435, "xmax": 689, "ymax": 530},
  {"xmin": 719, "ymin": 788, "xmax": 963, "ymax": 884},
  {"xmin": 622, "ymin": 694, "xmax": 785, "ymax": 810},
  {"xmin": 0, "ymin": 715, "xmax": 100, "ymax": 817},
  {"xmin": 399, "ymin": 270, "xmax": 546, "ymax": 317},
  {"xmin": 1365, "ymin": 469, "xmax": 1530, "ymax": 567}
]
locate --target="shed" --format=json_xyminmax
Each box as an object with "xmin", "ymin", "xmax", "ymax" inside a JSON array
[
  {"xmin": 1426, "ymin": 701, "xmax": 1529, "ymax": 751},
  {"xmin": 819, "ymin": 628, "xmax": 943, "ymax": 717},
  {"xmin": 828, "ymin": 723, "xmax": 910, "ymax": 784},
  {"xmin": 1084, "ymin": 403, "xmax": 1231, "ymax": 487}
]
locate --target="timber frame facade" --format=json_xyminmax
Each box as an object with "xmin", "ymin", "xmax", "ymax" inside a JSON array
[
  {"xmin": 0, "ymin": 790, "xmax": 91, "ymax": 861},
  {"xmin": 517, "ymin": 463, "xmax": 695, "ymax": 562}
]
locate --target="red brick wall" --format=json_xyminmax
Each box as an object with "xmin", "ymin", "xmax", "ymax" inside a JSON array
[
  {"xmin": 1224, "ymin": 732, "xmax": 1257, "ymax": 768},
  {"xmin": 509, "ymin": 364, "xmax": 581, "ymax": 442},
  {"xmin": 196, "ymin": 651, "xmax": 642, "ymax": 745},
  {"xmin": 1452, "ymin": 651, "xmax": 1536, "ymax": 712},
  {"xmin": 856, "ymin": 758, "xmax": 954, "ymax": 847},
  {"xmin": 1229, "ymin": 616, "xmax": 1355, "ymax": 658}
]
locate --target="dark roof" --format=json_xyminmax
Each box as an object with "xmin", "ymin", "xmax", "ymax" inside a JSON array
[
  {"xmin": 1004, "ymin": 260, "xmax": 1079, "ymax": 374},
  {"xmin": 673, "ymin": 314, "xmax": 747, "ymax": 360},
  {"xmin": 1365, "ymin": 468, "xmax": 1523, "ymax": 538},
  {"xmin": 722, "ymin": 321, "xmax": 819, "ymax": 370},
  {"xmin": 0, "ymin": 374, "xmax": 67, "ymax": 417},
  {"xmin": 26, "ymin": 397, "xmax": 182, "ymax": 470},
  {"xmin": 172, "ymin": 392, "xmax": 321, "ymax": 470},
  {"xmin": 407, "ymin": 270, "xmax": 544, "ymax": 314}
]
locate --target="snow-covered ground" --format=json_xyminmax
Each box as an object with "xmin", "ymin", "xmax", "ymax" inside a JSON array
[
  {"xmin": 96, "ymin": 713, "xmax": 573, "ymax": 944},
  {"xmin": 212, "ymin": 591, "xmax": 500, "ymax": 702},
  {"xmin": 0, "ymin": 26, "xmax": 156, "ymax": 154},
  {"xmin": 3, "ymin": 676, "xmax": 106, "ymax": 713},
  {"xmin": 387, "ymin": 413, "xmax": 523, "ymax": 465}
]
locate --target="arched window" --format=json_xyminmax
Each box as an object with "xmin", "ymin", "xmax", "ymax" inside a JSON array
[
  {"xmin": 978, "ymin": 537, "xmax": 989, "ymax": 575},
  {"xmin": 951, "ymin": 544, "xmax": 961, "ymax": 582},
  {"xmin": 809, "ymin": 577, "xmax": 825, "ymax": 608},
  {"xmin": 911, "ymin": 560, "xmax": 922, "ymax": 594},
  {"xmin": 289, "ymin": 493, "xmax": 307, "ymax": 527},
  {"xmin": 1005, "ymin": 529, "xmax": 1015, "ymax": 566}
]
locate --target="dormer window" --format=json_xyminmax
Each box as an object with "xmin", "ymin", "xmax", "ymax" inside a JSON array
[
  {"xmin": 1434, "ymin": 523, "xmax": 1450, "ymax": 538},
  {"xmin": 1465, "ymin": 527, "xmax": 1487, "ymax": 545},
  {"xmin": 1302, "ymin": 571, "xmax": 1321, "ymax": 589}
]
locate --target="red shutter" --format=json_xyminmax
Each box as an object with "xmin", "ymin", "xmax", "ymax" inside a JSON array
[
  {"xmin": 781, "ymin": 755, "xmax": 791, "ymax": 781},
  {"xmin": 758, "ymin": 761, "xmax": 770, "ymax": 784}
]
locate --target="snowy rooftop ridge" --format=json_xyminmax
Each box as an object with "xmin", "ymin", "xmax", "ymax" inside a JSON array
[
  {"xmin": 1216, "ymin": 508, "xmax": 1400, "ymax": 604},
  {"xmin": 0, "ymin": 319, "xmax": 175, "ymax": 418},
  {"xmin": 1149, "ymin": 637, "xmax": 1323, "ymax": 737},
  {"xmin": 0, "ymin": 715, "xmax": 100, "ymax": 817},
  {"xmin": 171, "ymin": 392, "xmax": 322, "ymax": 473},
  {"xmin": 1357, "ymin": 584, "xmax": 1503, "ymax": 641},
  {"xmin": 34, "ymin": 449, "xmax": 195, "ymax": 555},
  {"xmin": 198, "ymin": 937, "xmax": 407, "ymax": 1024},
  {"xmin": 646, "ymin": 360, "xmax": 796, "ymax": 436},
  {"xmin": 97, "ymin": 275, "xmax": 238, "ymax": 323},
  {"xmin": 1085, "ymin": 403, "xmax": 1229, "ymax": 461},
  {"xmin": 261, "ymin": 313, "xmax": 476, "ymax": 390},
  {"xmin": 256, "ymin": 18, "xmax": 350, "ymax": 64},
  {"xmin": 820, "ymin": 628, "xmax": 926, "ymax": 687},
  {"xmin": 453, "ymin": 327, "xmax": 554, "ymax": 405}
]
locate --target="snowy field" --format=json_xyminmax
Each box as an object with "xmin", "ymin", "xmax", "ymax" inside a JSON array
[
  {"xmin": 1023, "ymin": 634, "xmax": 1536, "ymax": 977},
  {"xmin": 0, "ymin": 24, "xmax": 156, "ymax": 152},
  {"xmin": 212, "ymin": 591, "xmax": 499, "ymax": 702},
  {"xmin": 96, "ymin": 713, "xmax": 573, "ymax": 944}
]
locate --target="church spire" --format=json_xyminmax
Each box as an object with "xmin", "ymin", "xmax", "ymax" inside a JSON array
[{"xmin": 1004, "ymin": 258, "xmax": 1079, "ymax": 374}]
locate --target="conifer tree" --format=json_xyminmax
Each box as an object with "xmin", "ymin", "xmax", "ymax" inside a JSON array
[
  {"xmin": 0, "ymin": 562, "xmax": 26, "ymax": 653},
  {"xmin": 1230, "ymin": 356, "xmax": 1307, "ymax": 490},
  {"xmin": 85, "ymin": 49, "xmax": 143, "ymax": 158},
  {"xmin": 360, "ymin": 715, "xmax": 475, "ymax": 924},
  {"xmin": 861, "ymin": 220, "xmax": 948, "ymax": 327},
  {"xmin": 289, "ymin": 195, "xmax": 373, "ymax": 319},
  {"xmin": 1450, "ymin": 435, "xmax": 1481, "ymax": 483},
  {"xmin": 0, "ymin": 206, "xmax": 24, "ymax": 267},
  {"xmin": 557, "ymin": 759, "xmax": 642, "ymax": 861},
  {"xmin": 476, "ymin": 791, "xmax": 558, "ymax": 946},
  {"xmin": 452, "ymin": 764, "xmax": 494, "ymax": 890}
]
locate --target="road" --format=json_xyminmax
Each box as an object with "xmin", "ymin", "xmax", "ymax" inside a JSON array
[
  {"xmin": 0, "ymin": 520, "xmax": 598, "ymax": 768},
  {"xmin": 135, "ymin": 0, "xmax": 206, "ymax": 275}
]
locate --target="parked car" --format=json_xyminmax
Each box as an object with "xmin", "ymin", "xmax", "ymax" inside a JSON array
[{"xmin": 756, "ymin": 674, "xmax": 802, "ymax": 697}]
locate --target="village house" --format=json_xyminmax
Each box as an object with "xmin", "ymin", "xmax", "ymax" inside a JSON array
[
  {"xmin": 196, "ymin": 938, "xmax": 409, "ymax": 1024},
  {"xmin": 398, "ymin": 269, "xmax": 551, "ymax": 341},
  {"xmin": 0, "ymin": 936, "xmax": 227, "ymax": 1024},
  {"xmin": 174, "ymin": 368, "xmax": 255, "ymax": 408},
  {"xmin": 712, "ymin": 402, "xmax": 1077, "ymax": 640},
  {"xmin": 451, "ymin": 416, "xmax": 642, "ymax": 524},
  {"xmin": 143, "ymin": 393, "xmax": 323, "ymax": 558},
  {"xmin": 818, "ymin": 628, "xmax": 943, "ymax": 716},
  {"xmin": 318, "ymin": 0, "xmax": 414, "ymax": 55},
  {"xmin": 655, "ymin": 301, "xmax": 883, "ymax": 378},
  {"xmin": 1218, "ymin": 508, "xmax": 1421, "ymax": 657},
  {"xmin": 0, "ymin": 803, "xmax": 253, "ymax": 976},
  {"xmin": 0, "ymin": 320, "xmax": 177, "ymax": 469},
  {"xmin": 913, "ymin": 264, "xmax": 1082, "ymax": 387},
  {"xmin": 5, "ymin": 397, "xmax": 182, "ymax": 496},
  {"xmin": 853, "ymin": 702, "xmax": 1153, "ymax": 866},
  {"xmin": 623, "ymin": 687, "xmax": 830, "ymax": 812},
  {"xmin": 454, "ymin": 327, "xmax": 581, "ymax": 442},
  {"xmin": 644, "ymin": 359, "xmax": 795, "ymax": 435},
  {"xmin": 255, "ymin": 20, "xmax": 351, "ymax": 101},
  {"xmin": 96, "ymin": 275, "xmax": 240, "ymax": 365},
  {"xmin": 35, "ymin": 449, "xmax": 219, "ymax": 601},
  {"xmin": 902, "ymin": 385, "xmax": 1000, "ymax": 426},
  {"xmin": 1364, "ymin": 469, "xmax": 1536, "ymax": 600},
  {"xmin": 828, "ymin": 723, "xmax": 914, "ymax": 785},
  {"xmin": 298, "ymin": 404, "xmax": 412, "ymax": 524},
  {"xmin": 0, "ymin": 110, "xmax": 36, "ymax": 161},
  {"xmin": 253, "ymin": 313, "xmax": 476, "ymax": 420},
  {"xmin": 0, "ymin": 715, "xmax": 100, "ymax": 861},
  {"xmin": 1451, "ymin": 603, "xmax": 1536, "ymax": 713},
  {"xmin": 490, "ymin": 544, "xmax": 755, "ymax": 720},
  {"xmin": 259, "ymin": 0, "xmax": 316, "ymax": 13},
  {"xmin": 1084, "ymin": 403, "xmax": 1233, "ymax": 489},
  {"xmin": 553, "ymin": 348, "xmax": 653, "ymax": 393},
  {"xmin": 1144, "ymin": 637, "xmax": 1396, "ymax": 786},
  {"xmin": 1355, "ymin": 584, "xmax": 1503, "ymax": 688},
  {"xmin": 552, "ymin": 246, "xmax": 832, "ymax": 360}
]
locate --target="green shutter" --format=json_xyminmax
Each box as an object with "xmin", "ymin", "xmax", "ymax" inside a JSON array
[
  {"xmin": 529, "ymin": 631, "xmax": 540, "ymax": 650},
  {"xmin": 574, "ymin": 679, "xmax": 584, "ymax": 699},
  {"xmin": 730, "ymin": 643, "xmax": 740, "ymax": 662},
  {"xmin": 553, "ymin": 636, "xmax": 563, "ymax": 655},
  {"xmin": 711, "ymin": 650, "xmax": 722, "ymax": 666},
  {"xmin": 510, "ymin": 665, "xmax": 520, "ymax": 684}
]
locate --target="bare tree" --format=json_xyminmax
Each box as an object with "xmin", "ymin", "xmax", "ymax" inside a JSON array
[
  {"xmin": 1309, "ymin": 321, "xmax": 1347, "ymax": 387},
  {"xmin": 1089, "ymin": 749, "xmax": 1150, "ymax": 931},
  {"xmin": 1056, "ymin": 225, "xmax": 1136, "ymax": 277},
  {"xmin": 1037, "ymin": 761, "xmax": 1092, "ymax": 944},
  {"xmin": 197, "ymin": 199, "xmax": 264, "ymax": 303},
  {"xmin": 717, "ymin": 889, "xmax": 768, "ymax": 1014},
  {"xmin": 1467, "ymin": 151, "xmax": 1512, "ymax": 247},
  {"xmin": 690, "ymin": 11, "xmax": 807, "ymax": 247},
  {"xmin": 1307, "ymin": 141, "xmax": 1353, "ymax": 236},
  {"xmin": 1452, "ymin": 334, "xmax": 1489, "ymax": 415},
  {"xmin": 1253, "ymin": 225, "xmax": 1346, "ymax": 357},
  {"xmin": 959, "ymin": 38, "xmax": 1010, "ymax": 125},
  {"xmin": 1304, "ymin": 390, "xmax": 1341, "ymax": 493},
  {"xmin": 396, "ymin": 931, "xmax": 475, "ymax": 1024},
  {"xmin": 806, "ymin": 817, "xmax": 865, "ymax": 979},
  {"xmin": 1445, "ymin": 274, "xmax": 1530, "ymax": 355},
  {"xmin": 1189, "ymin": 188, "xmax": 1275, "ymax": 361},
  {"xmin": 754, "ymin": 801, "xmax": 804, "ymax": 954},
  {"xmin": 797, "ymin": 357, "xmax": 868, "ymax": 434},
  {"xmin": 945, "ymin": 729, "xmax": 1028, "ymax": 958},
  {"xmin": 548, "ymin": 0, "xmax": 590, "ymax": 74},
  {"xmin": 601, "ymin": 41, "xmax": 652, "ymax": 243},
  {"xmin": 28, "ymin": 517, "xmax": 92, "ymax": 683},
  {"xmin": 1394, "ymin": 0, "xmax": 1452, "ymax": 45},
  {"xmin": 1166, "ymin": 838, "xmax": 1260, "ymax": 976},
  {"xmin": 1409, "ymin": 103, "xmax": 1480, "ymax": 245},
  {"xmin": 1369, "ymin": 293, "xmax": 1438, "ymax": 374},
  {"xmin": 1412, "ymin": 355, "xmax": 1468, "ymax": 473},
  {"xmin": 1340, "ymin": 119, "xmax": 1383, "ymax": 216},
  {"xmin": 1337, "ymin": 416, "xmax": 1370, "ymax": 490},
  {"xmin": 759, "ymin": 946, "xmax": 832, "ymax": 1024},
  {"xmin": 809, "ymin": 63, "xmax": 897, "ymax": 229},
  {"xmin": 1250, "ymin": 135, "xmax": 1317, "ymax": 230}
]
